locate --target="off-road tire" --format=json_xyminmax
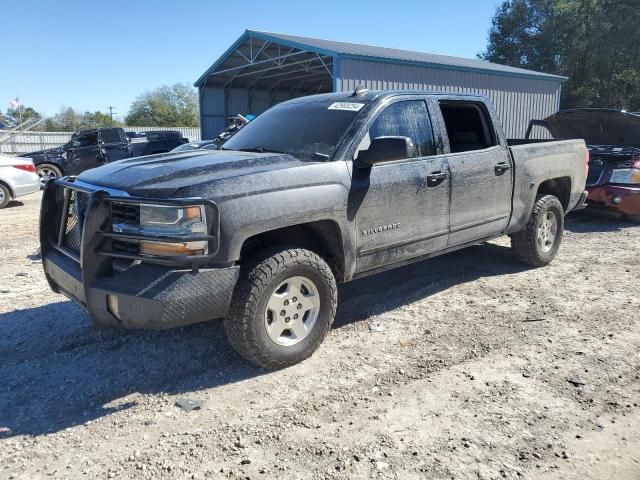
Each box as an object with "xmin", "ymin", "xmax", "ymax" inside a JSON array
[
  {"xmin": 36, "ymin": 164, "xmax": 62, "ymax": 188},
  {"xmin": 0, "ymin": 184, "xmax": 11, "ymax": 209},
  {"xmin": 224, "ymin": 248, "xmax": 337, "ymax": 369},
  {"xmin": 511, "ymin": 194, "xmax": 564, "ymax": 267}
]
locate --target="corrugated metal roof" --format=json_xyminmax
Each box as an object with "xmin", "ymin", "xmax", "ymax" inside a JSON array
[
  {"xmin": 251, "ymin": 30, "xmax": 565, "ymax": 80},
  {"xmin": 194, "ymin": 30, "xmax": 566, "ymax": 86}
]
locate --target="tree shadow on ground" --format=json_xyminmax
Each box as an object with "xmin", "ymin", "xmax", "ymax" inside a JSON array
[{"xmin": 0, "ymin": 242, "xmax": 529, "ymax": 438}]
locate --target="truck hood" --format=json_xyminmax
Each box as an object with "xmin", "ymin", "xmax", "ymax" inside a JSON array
[
  {"xmin": 18, "ymin": 146, "xmax": 64, "ymax": 158},
  {"xmin": 77, "ymin": 150, "xmax": 308, "ymax": 196},
  {"xmin": 543, "ymin": 109, "xmax": 640, "ymax": 147}
]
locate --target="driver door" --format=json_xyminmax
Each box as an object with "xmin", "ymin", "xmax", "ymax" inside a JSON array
[
  {"xmin": 351, "ymin": 98, "xmax": 451, "ymax": 273},
  {"xmin": 64, "ymin": 132, "xmax": 100, "ymax": 175}
]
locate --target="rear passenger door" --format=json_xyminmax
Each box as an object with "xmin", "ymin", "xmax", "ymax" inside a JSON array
[
  {"xmin": 351, "ymin": 98, "xmax": 451, "ymax": 273},
  {"xmin": 99, "ymin": 128, "xmax": 130, "ymax": 163},
  {"xmin": 437, "ymin": 100, "xmax": 513, "ymax": 246}
]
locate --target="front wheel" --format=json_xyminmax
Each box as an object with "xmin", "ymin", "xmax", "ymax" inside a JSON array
[
  {"xmin": 0, "ymin": 184, "xmax": 11, "ymax": 209},
  {"xmin": 224, "ymin": 248, "xmax": 337, "ymax": 369},
  {"xmin": 511, "ymin": 195, "xmax": 564, "ymax": 267},
  {"xmin": 36, "ymin": 164, "xmax": 62, "ymax": 188}
]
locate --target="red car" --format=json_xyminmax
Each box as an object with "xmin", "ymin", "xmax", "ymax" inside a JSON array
[{"xmin": 527, "ymin": 109, "xmax": 640, "ymax": 222}]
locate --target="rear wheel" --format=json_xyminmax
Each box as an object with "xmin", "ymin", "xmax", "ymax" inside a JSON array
[
  {"xmin": 36, "ymin": 164, "xmax": 62, "ymax": 188},
  {"xmin": 224, "ymin": 248, "xmax": 337, "ymax": 369},
  {"xmin": 0, "ymin": 184, "xmax": 11, "ymax": 209},
  {"xmin": 511, "ymin": 195, "xmax": 564, "ymax": 267}
]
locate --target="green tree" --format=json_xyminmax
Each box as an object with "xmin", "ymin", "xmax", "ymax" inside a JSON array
[
  {"xmin": 125, "ymin": 83, "xmax": 199, "ymax": 127},
  {"xmin": 480, "ymin": 0, "xmax": 640, "ymax": 110},
  {"xmin": 81, "ymin": 111, "xmax": 122, "ymax": 129},
  {"xmin": 5, "ymin": 105, "xmax": 42, "ymax": 126}
]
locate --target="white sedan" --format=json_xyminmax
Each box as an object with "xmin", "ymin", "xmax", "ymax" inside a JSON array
[{"xmin": 0, "ymin": 154, "xmax": 40, "ymax": 208}]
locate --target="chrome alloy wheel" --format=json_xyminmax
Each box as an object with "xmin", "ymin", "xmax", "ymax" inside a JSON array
[
  {"xmin": 537, "ymin": 210, "xmax": 558, "ymax": 253},
  {"xmin": 37, "ymin": 166, "xmax": 58, "ymax": 187},
  {"xmin": 0, "ymin": 187, "xmax": 5, "ymax": 204},
  {"xmin": 264, "ymin": 276, "xmax": 320, "ymax": 346}
]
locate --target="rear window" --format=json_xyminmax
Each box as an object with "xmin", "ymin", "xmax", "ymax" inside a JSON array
[{"xmin": 223, "ymin": 101, "xmax": 363, "ymax": 161}]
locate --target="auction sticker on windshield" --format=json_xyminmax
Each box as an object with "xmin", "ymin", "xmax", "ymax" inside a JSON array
[{"xmin": 328, "ymin": 102, "xmax": 365, "ymax": 112}]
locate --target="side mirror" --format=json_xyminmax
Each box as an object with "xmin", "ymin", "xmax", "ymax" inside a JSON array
[{"xmin": 357, "ymin": 136, "xmax": 415, "ymax": 166}]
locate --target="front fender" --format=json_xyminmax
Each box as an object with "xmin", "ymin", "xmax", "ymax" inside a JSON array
[{"xmin": 219, "ymin": 183, "xmax": 355, "ymax": 273}]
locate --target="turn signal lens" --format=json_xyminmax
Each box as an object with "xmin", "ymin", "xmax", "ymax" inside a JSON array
[{"xmin": 140, "ymin": 240, "xmax": 206, "ymax": 257}]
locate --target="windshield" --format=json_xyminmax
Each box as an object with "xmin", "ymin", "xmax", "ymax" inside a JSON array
[
  {"xmin": 171, "ymin": 142, "xmax": 211, "ymax": 152},
  {"xmin": 222, "ymin": 101, "xmax": 363, "ymax": 161}
]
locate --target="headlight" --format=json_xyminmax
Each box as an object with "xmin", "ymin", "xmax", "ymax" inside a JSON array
[
  {"xmin": 113, "ymin": 203, "xmax": 209, "ymax": 257},
  {"xmin": 610, "ymin": 168, "xmax": 640, "ymax": 185}
]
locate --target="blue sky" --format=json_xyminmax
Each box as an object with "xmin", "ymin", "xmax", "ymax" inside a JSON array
[{"xmin": 2, "ymin": 0, "xmax": 502, "ymax": 119}]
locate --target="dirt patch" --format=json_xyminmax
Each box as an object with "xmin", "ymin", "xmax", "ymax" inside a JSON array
[{"xmin": 1, "ymin": 192, "xmax": 639, "ymax": 479}]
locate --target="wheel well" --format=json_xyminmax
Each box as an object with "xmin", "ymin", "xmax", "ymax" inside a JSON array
[
  {"xmin": 537, "ymin": 177, "xmax": 571, "ymax": 211},
  {"xmin": 0, "ymin": 180, "xmax": 14, "ymax": 199},
  {"xmin": 240, "ymin": 221, "xmax": 346, "ymax": 281},
  {"xmin": 37, "ymin": 162, "xmax": 64, "ymax": 175}
]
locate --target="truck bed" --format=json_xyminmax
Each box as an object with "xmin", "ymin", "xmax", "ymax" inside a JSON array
[{"xmin": 507, "ymin": 139, "xmax": 588, "ymax": 231}]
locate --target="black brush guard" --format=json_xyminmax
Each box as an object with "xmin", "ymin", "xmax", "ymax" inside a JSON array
[
  {"xmin": 40, "ymin": 177, "xmax": 239, "ymax": 330},
  {"xmin": 41, "ymin": 177, "xmax": 221, "ymax": 268}
]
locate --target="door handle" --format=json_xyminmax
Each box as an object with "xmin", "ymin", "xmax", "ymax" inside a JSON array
[
  {"xmin": 427, "ymin": 171, "xmax": 448, "ymax": 185},
  {"xmin": 495, "ymin": 162, "xmax": 511, "ymax": 175}
]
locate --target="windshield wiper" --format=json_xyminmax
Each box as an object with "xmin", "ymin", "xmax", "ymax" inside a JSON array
[{"xmin": 236, "ymin": 147, "xmax": 285, "ymax": 154}]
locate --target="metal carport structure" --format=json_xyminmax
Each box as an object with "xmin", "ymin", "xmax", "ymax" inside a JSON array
[{"xmin": 195, "ymin": 30, "xmax": 566, "ymax": 139}]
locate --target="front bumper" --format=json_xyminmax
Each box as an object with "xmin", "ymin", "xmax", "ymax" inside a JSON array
[
  {"xmin": 586, "ymin": 184, "xmax": 640, "ymax": 217},
  {"xmin": 40, "ymin": 177, "xmax": 238, "ymax": 330},
  {"xmin": 43, "ymin": 249, "xmax": 239, "ymax": 329}
]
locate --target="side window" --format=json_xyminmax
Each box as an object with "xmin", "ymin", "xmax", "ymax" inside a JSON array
[
  {"xmin": 145, "ymin": 132, "xmax": 161, "ymax": 141},
  {"xmin": 71, "ymin": 132, "xmax": 98, "ymax": 148},
  {"xmin": 439, "ymin": 101, "xmax": 497, "ymax": 153},
  {"xmin": 100, "ymin": 129, "xmax": 122, "ymax": 144},
  {"xmin": 366, "ymin": 100, "xmax": 435, "ymax": 158}
]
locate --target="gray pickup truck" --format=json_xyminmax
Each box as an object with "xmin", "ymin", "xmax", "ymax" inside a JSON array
[{"xmin": 40, "ymin": 90, "xmax": 588, "ymax": 369}]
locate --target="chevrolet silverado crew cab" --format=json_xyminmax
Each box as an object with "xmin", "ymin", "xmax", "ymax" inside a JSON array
[{"xmin": 40, "ymin": 90, "xmax": 589, "ymax": 369}]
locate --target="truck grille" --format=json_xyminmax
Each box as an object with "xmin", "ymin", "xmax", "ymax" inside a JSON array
[
  {"xmin": 111, "ymin": 203, "xmax": 140, "ymax": 226},
  {"xmin": 57, "ymin": 188, "xmax": 90, "ymax": 254}
]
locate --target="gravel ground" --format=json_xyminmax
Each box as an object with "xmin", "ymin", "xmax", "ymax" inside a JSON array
[{"xmin": 0, "ymin": 191, "xmax": 639, "ymax": 480}]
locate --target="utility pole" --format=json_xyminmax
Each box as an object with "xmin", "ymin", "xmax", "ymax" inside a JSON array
[{"xmin": 105, "ymin": 106, "xmax": 117, "ymax": 125}]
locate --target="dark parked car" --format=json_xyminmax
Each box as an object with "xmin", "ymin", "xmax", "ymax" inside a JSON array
[
  {"xmin": 21, "ymin": 128, "xmax": 188, "ymax": 185},
  {"xmin": 527, "ymin": 109, "xmax": 640, "ymax": 222},
  {"xmin": 40, "ymin": 90, "xmax": 588, "ymax": 369},
  {"xmin": 127, "ymin": 130, "xmax": 188, "ymax": 157}
]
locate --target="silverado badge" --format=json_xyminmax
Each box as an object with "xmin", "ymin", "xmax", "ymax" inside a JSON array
[{"xmin": 362, "ymin": 223, "xmax": 401, "ymax": 236}]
